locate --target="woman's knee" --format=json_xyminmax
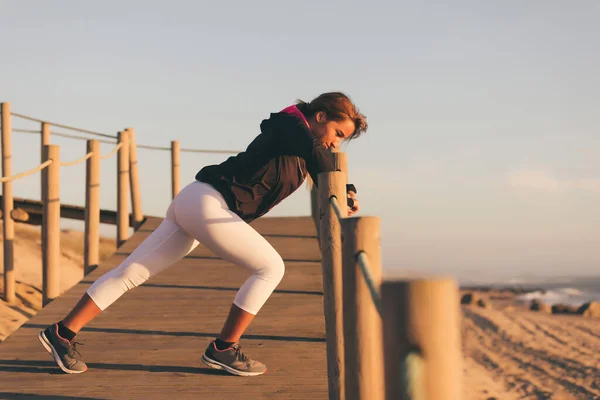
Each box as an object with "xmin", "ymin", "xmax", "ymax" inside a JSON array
[
  {"xmin": 260, "ymin": 254, "xmax": 285, "ymax": 285},
  {"xmin": 114, "ymin": 262, "xmax": 151, "ymax": 291}
]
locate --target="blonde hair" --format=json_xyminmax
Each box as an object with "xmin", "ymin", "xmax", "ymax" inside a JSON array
[{"xmin": 296, "ymin": 92, "xmax": 368, "ymax": 140}]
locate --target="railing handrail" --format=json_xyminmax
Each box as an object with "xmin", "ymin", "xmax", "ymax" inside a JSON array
[
  {"xmin": 329, "ymin": 194, "xmax": 382, "ymax": 316},
  {"xmin": 0, "ymin": 141, "xmax": 127, "ymax": 178},
  {"xmin": 60, "ymin": 151, "xmax": 94, "ymax": 167},
  {"xmin": 10, "ymin": 112, "xmax": 116, "ymax": 139},
  {"xmin": 100, "ymin": 142, "xmax": 124, "ymax": 160},
  {"xmin": 10, "ymin": 110, "xmax": 242, "ymax": 155},
  {"xmin": 0, "ymin": 160, "xmax": 53, "ymax": 183},
  {"xmin": 14, "ymin": 128, "xmax": 116, "ymax": 144}
]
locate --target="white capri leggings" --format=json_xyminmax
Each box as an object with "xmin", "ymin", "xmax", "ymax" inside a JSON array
[{"xmin": 86, "ymin": 181, "xmax": 285, "ymax": 315}]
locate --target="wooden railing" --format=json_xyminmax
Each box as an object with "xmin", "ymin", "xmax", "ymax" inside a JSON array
[
  {"xmin": 1, "ymin": 102, "xmax": 239, "ymax": 306},
  {"xmin": 315, "ymin": 152, "xmax": 463, "ymax": 400},
  {"xmin": 2, "ymin": 101, "xmax": 464, "ymax": 399}
]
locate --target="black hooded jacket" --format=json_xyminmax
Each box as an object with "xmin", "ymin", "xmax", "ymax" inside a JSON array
[{"xmin": 195, "ymin": 111, "xmax": 336, "ymax": 223}]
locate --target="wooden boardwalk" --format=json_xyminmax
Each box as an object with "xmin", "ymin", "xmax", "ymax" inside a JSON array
[{"xmin": 0, "ymin": 216, "xmax": 329, "ymax": 400}]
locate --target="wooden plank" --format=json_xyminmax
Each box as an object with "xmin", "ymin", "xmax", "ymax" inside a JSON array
[{"xmin": 0, "ymin": 216, "xmax": 328, "ymax": 399}]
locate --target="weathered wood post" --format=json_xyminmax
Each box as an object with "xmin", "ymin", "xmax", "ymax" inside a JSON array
[
  {"xmin": 310, "ymin": 180, "xmax": 318, "ymax": 234},
  {"xmin": 318, "ymin": 167, "xmax": 348, "ymax": 400},
  {"xmin": 126, "ymin": 128, "xmax": 143, "ymax": 229},
  {"xmin": 341, "ymin": 217, "xmax": 384, "ymax": 400},
  {"xmin": 117, "ymin": 131, "xmax": 130, "ymax": 247},
  {"xmin": 41, "ymin": 122, "xmax": 50, "ymax": 198},
  {"xmin": 312, "ymin": 150, "xmax": 348, "ymax": 242},
  {"xmin": 84, "ymin": 139, "xmax": 101, "ymax": 275},
  {"xmin": 381, "ymin": 279, "xmax": 462, "ymax": 400},
  {"xmin": 1, "ymin": 102, "xmax": 15, "ymax": 303},
  {"xmin": 334, "ymin": 151, "xmax": 348, "ymax": 182},
  {"xmin": 42, "ymin": 144, "xmax": 60, "ymax": 305},
  {"xmin": 171, "ymin": 140, "xmax": 180, "ymax": 199},
  {"xmin": 40, "ymin": 122, "xmax": 51, "ymax": 282}
]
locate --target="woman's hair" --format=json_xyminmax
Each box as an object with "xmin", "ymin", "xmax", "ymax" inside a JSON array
[{"xmin": 296, "ymin": 92, "xmax": 368, "ymax": 140}]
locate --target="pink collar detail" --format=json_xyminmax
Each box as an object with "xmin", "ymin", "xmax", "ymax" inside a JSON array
[{"xmin": 280, "ymin": 105, "xmax": 310, "ymax": 129}]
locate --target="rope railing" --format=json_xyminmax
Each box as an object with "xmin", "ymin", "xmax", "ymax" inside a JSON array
[
  {"xmin": 329, "ymin": 195, "xmax": 345, "ymax": 223},
  {"xmin": 356, "ymin": 251, "xmax": 383, "ymax": 315},
  {"xmin": 181, "ymin": 147, "xmax": 241, "ymax": 154},
  {"xmin": 316, "ymin": 157, "xmax": 462, "ymax": 400},
  {"xmin": 13, "ymin": 128, "xmax": 115, "ymax": 144},
  {"xmin": 13, "ymin": 124, "xmax": 241, "ymax": 155},
  {"xmin": 329, "ymin": 194, "xmax": 382, "ymax": 316},
  {"xmin": 0, "ymin": 160, "xmax": 53, "ymax": 183},
  {"xmin": 101, "ymin": 142, "xmax": 124, "ymax": 160},
  {"xmin": 318, "ymin": 164, "xmax": 386, "ymax": 400},
  {"xmin": 53, "ymin": 131, "xmax": 116, "ymax": 144},
  {"xmin": 60, "ymin": 151, "xmax": 93, "ymax": 167},
  {"xmin": 10, "ymin": 112, "xmax": 117, "ymax": 139},
  {"xmin": 12, "ymin": 128, "xmax": 40, "ymax": 134}
]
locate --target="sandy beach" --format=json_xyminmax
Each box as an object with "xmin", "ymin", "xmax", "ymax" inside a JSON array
[
  {"xmin": 460, "ymin": 289, "xmax": 600, "ymax": 399},
  {"xmin": 1, "ymin": 222, "xmax": 599, "ymax": 399}
]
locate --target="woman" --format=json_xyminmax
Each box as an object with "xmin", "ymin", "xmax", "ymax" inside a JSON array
[{"xmin": 38, "ymin": 92, "xmax": 368, "ymax": 376}]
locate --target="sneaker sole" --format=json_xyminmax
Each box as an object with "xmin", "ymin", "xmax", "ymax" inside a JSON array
[
  {"xmin": 201, "ymin": 354, "xmax": 266, "ymax": 377},
  {"xmin": 38, "ymin": 331, "xmax": 87, "ymax": 374}
]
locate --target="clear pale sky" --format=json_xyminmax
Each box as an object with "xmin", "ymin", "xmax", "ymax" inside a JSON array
[{"xmin": 1, "ymin": 1, "xmax": 598, "ymax": 283}]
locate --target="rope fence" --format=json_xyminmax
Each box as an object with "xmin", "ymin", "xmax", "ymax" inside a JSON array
[
  {"xmin": 13, "ymin": 124, "xmax": 241, "ymax": 154},
  {"xmin": 329, "ymin": 196, "xmax": 345, "ymax": 223},
  {"xmin": 316, "ymin": 152, "xmax": 462, "ymax": 400},
  {"xmin": 356, "ymin": 251, "xmax": 383, "ymax": 315},
  {"xmin": 0, "ymin": 160, "xmax": 53, "ymax": 183},
  {"xmin": 11, "ymin": 112, "xmax": 116, "ymax": 139},
  {"xmin": 12, "ymin": 128, "xmax": 40, "ymax": 134},
  {"xmin": 100, "ymin": 142, "xmax": 123, "ymax": 160},
  {"xmin": 60, "ymin": 151, "xmax": 93, "ymax": 167},
  {"xmin": 330, "ymin": 193, "xmax": 382, "ymax": 315},
  {"xmin": 3, "ymin": 103, "xmax": 464, "ymax": 399}
]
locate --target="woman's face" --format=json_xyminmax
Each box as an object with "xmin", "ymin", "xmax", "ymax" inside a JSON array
[{"xmin": 309, "ymin": 112, "xmax": 355, "ymax": 150}]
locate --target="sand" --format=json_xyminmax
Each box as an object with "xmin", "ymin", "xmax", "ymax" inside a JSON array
[
  {"xmin": 461, "ymin": 290, "xmax": 600, "ymax": 399},
  {"xmin": 1, "ymin": 222, "xmax": 599, "ymax": 398},
  {"xmin": 0, "ymin": 222, "xmax": 115, "ymax": 341}
]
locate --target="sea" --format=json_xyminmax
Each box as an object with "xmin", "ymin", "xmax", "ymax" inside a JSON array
[{"xmin": 461, "ymin": 276, "xmax": 600, "ymax": 307}]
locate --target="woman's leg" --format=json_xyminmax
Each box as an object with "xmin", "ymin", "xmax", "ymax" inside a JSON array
[
  {"xmin": 60, "ymin": 293, "xmax": 101, "ymax": 333},
  {"xmin": 171, "ymin": 182, "xmax": 285, "ymax": 375},
  {"xmin": 172, "ymin": 182, "xmax": 285, "ymax": 336},
  {"xmin": 64, "ymin": 218, "xmax": 198, "ymax": 332},
  {"xmin": 40, "ymin": 205, "xmax": 199, "ymax": 373}
]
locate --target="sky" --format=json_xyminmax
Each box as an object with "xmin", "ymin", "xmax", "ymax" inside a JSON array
[{"xmin": 1, "ymin": 1, "xmax": 599, "ymax": 283}]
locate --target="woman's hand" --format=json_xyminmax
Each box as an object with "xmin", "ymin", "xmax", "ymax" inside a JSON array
[{"xmin": 348, "ymin": 190, "xmax": 360, "ymax": 216}]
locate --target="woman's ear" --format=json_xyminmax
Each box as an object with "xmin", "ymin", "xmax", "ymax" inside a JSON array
[{"xmin": 315, "ymin": 111, "xmax": 327, "ymax": 124}]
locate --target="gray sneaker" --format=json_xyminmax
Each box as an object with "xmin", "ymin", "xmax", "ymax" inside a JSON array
[
  {"xmin": 201, "ymin": 341, "xmax": 267, "ymax": 376},
  {"xmin": 38, "ymin": 323, "xmax": 88, "ymax": 374}
]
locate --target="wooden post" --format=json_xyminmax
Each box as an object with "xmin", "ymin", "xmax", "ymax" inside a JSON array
[
  {"xmin": 334, "ymin": 151, "xmax": 348, "ymax": 182},
  {"xmin": 381, "ymin": 279, "xmax": 462, "ymax": 400},
  {"xmin": 84, "ymin": 140, "xmax": 100, "ymax": 275},
  {"xmin": 41, "ymin": 122, "xmax": 50, "ymax": 199},
  {"xmin": 126, "ymin": 128, "xmax": 143, "ymax": 229},
  {"xmin": 310, "ymin": 181, "xmax": 319, "ymax": 241},
  {"xmin": 40, "ymin": 122, "xmax": 51, "ymax": 289},
  {"xmin": 342, "ymin": 217, "xmax": 384, "ymax": 400},
  {"xmin": 117, "ymin": 131, "xmax": 130, "ymax": 247},
  {"xmin": 312, "ymin": 151, "xmax": 347, "ymax": 247},
  {"xmin": 318, "ymin": 170, "xmax": 348, "ymax": 400},
  {"xmin": 1, "ymin": 102, "xmax": 15, "ymax": 303},
  {"xmin": 171, "ymin": 140, "xmax": 180, "ymax": 199},
  {"xmin": 42, "ymin": 144, "xmax": 60, "ymax": 305}
]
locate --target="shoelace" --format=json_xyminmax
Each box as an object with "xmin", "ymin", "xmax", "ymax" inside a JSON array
[
  {"xmin": 68, "ymin": 341, "xmax": 85, "ymax": 359},
  {"xmin": 231, "ymin": 344, "xmax": 249, "ymax": 363}
]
